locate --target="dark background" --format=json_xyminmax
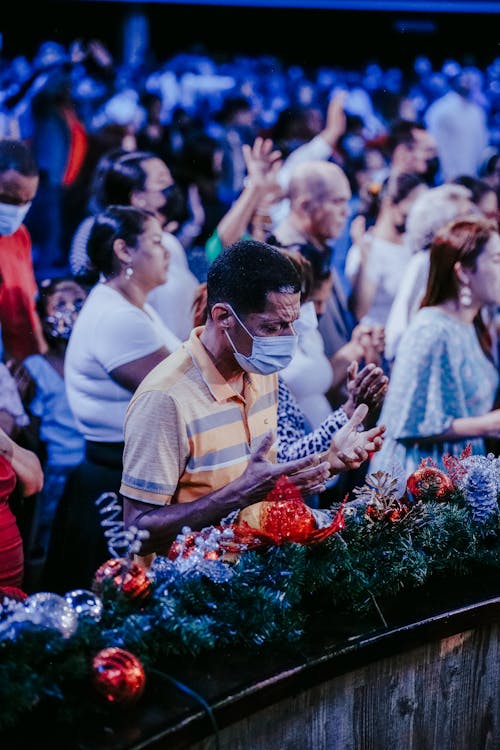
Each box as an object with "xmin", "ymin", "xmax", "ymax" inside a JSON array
[{"xmin": 1, "ymin": 2, "xmax": 499, "ymax": 73}]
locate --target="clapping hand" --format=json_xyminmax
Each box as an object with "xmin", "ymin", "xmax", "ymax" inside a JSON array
[
  {"xmin": 325, "ymin": 403, "xmax": 385, "ymax": 473},
  {"xmin": 346, "ymin": 361, "xmax": 388, "ymax": 414},
  {"xmin": 238, "ymin": 432, "xmax": 332, "ymax": 505}
]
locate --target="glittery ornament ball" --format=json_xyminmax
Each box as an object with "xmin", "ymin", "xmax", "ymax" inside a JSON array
[
  {"xmin": 92, "ymin": 558, "xmax": 152, "ymax": 602},
  {"xmin": 406, "ymin": 465, "xmax": 454, "ymax": 501},
  {"xmin": 65, "ymin": 589, "xmax": 104, "ymax": 621},
  {"xmin": 92, "ymin": 647, "xmax": 146, "ymax": 706},
  {"xmin": 24, "ymin": 592, "xmax": 78, "ymax": 638}
]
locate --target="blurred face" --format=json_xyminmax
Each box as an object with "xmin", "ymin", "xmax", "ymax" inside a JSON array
[
  {"xmin": 392, "ymin": 184, "xmax": 428, "ymax": 235},
  {"xmin": 308, "ymin": 173, "xmax": 352, "ymax": 242},
  {"xmin": 309, "ymin": 275, "xmax": 333, "ymax": 318},
  {"xmin": 43, "ymin": 281, "xmax": 87, "ymax": 341},
  {"xmin": 224, "ymin": 291, "xmax": 300, "ymax": 357},
  {"xmin": 0, "ymin": 170, "xmax": 39, "ymax": 206},
  {"xmin": 477, "ymin": 190, "xmax": 499, "ymax": 221},
  {"xmin": 467, "ymin": 232, "xmax": 500, "ymax": 308},
  {"xmin": 130, "ymin": 216, "xmax": 170, "ymax": 291},
  {"xmin": 401, "ymin": 129, "xmax": 437, "ymax": 175},
  {"xmin": 133, "ymin": 157, "xmax": 174, "ymax": 218}
]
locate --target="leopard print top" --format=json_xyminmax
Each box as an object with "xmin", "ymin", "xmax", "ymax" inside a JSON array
[{"xmin": 277, "ymin": 378, "xmax": 348, "ymax": 462}]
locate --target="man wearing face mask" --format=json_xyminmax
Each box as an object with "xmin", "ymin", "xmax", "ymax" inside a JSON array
[
  {"xmin": 0, "ymin": 139, "xmax": 47, "ymax": 364},
  {"xmin": 120, "ymin": 239, "xmax": 385, "ymax": 562}
]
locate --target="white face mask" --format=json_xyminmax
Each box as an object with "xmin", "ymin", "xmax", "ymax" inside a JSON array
[
  {"xmin": 0, "ymin": 201, "xmax": 32, "ymax": 235},
  {"xmin": 294, "ymin": 300, "xmax": 318, "ymax": 335},
  {"xmin": 225, "ymin": 305, "xmax": 298, "ymax": 375}
]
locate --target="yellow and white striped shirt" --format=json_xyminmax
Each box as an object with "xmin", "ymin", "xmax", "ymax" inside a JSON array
[{"xmin": 120, "ymin": 326, "xmax": 278, "ymax": 506}]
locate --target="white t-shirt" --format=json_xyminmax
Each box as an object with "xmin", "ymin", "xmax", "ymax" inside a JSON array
[
  {"xmin": 345, "ymin": 237, "xmax": 412, "ymax": 327},
  {"xmin": 147, "ymin": 233, "xmax": 199, "ymax": 342},
  {"xmin": 280, "ymin": 302, "xmax": 334, "ymax": 430},
  {"xmin": 384, "ymin": 251, "xmax": 430, "ymax": 364},
  {"xmin": 65, "ymin": 283, "xmax": 181, "ymax": 442}
]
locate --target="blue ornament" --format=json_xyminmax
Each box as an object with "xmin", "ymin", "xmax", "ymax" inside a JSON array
[{"xmin": 65, "ymin": 589, "xmax": 103, "ymax": 621}]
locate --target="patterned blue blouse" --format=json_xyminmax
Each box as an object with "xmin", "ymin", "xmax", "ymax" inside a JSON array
[{"xmin": 370, "ymin": 307, "xmax": 499, "ymax": 477}]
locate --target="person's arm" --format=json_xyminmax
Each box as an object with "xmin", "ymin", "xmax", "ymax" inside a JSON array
[
  {"xmin": 0, "ymin": 426, "xmax": 43, "ymax": 497},
  {"xmin": 215, "ymin": 136, "xmax": 283, "ymax": 248},
  {"xmin": 123, "ymin": 432, "xmax": 331, "ymax": 555},
  {"xmin": 277, "ymin": 91, "xmax": 347, "ymax": 190},
  {"xmin": 109, "ymin": 347, "xmax": 170, "ymax": 392},
  {"xmin": 411, "ymin": 410, "xmax": 500, "ymax": 444}
]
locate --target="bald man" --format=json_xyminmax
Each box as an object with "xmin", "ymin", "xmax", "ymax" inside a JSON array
[{"xmin": 269, "ymin": 159, "xmax": 384, "ymax": 407}]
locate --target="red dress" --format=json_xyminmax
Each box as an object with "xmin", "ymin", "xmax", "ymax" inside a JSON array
[{"xmin": 0, "ymin": 455, "xmax": 23, "ymax": 588}]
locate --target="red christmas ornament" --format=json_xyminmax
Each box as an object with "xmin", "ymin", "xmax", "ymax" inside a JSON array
[
  {"xmin": 406, "ymin": 460, "xmax": 454, "ymax": 501},
  {"xmin": 92, "ymin": 647, "xmax": 146, "ymax": 706},
  {"xmin": 230, "ymin": 475, "xmax": 346, "ymax": 549},
  {"xmin": 92, "ymin": 558, "xmax": 152, "ymax": 602}
]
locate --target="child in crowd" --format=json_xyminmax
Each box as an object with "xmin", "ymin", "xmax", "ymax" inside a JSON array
[{"xmin": 21, "ymin": 277, "xmax": 87, "ymax": 581}]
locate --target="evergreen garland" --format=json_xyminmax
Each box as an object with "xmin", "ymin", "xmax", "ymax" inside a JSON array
[{"xmin": 1, "ymin": 452, "xmax": 500, "ymax": 733}]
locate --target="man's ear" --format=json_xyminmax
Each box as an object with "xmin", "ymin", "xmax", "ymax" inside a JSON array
[{"xmin": 210, "ymin": 303, "xmax": 232, "ymax": 328}]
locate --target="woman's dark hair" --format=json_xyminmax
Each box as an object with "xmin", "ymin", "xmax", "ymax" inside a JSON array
[
  {"xmin": 451, "ymin": 174, "xmax": 496, "ymax": 207},
  {"xmin": 206, "ymin": 238, "xmax": 302, "ymax": 317},
  {"xmin": 87, "ymin": 205, "xmax": 155, "ymax": 278},
  {"xmin": 421, "ymin": 215, "xmax": 498, "ymax": 307},
  {"xmin": 385, "ymin": 171, "xmax": 426, "ymax": 205},
  {"xmin": 98, "ymin": 150, "xmax": 157, "ymax": 206}
]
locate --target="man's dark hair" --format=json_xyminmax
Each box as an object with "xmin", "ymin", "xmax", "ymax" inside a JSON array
[
  {"xmin": 206, "ymin": 238, "xmax": 301, "ymax": 316},
  {"xmin": 386, "ymin": 118, "xmax": 426, "ymax": 157},
  {"xmin": 0, "ymin": 139, "xmax": 39, "ymax": 177}
]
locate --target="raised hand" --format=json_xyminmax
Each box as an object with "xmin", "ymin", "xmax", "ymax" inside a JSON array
[
  {"xmin": 325, "ymin": 403, "xmax": 385, "ymax": 473},
  {"xmin": 345, "ymin": 360, "xmax": 388, "ymax": 418},
  {"xmin": 242, "ymin": 136, "xmax": 283, "ymax": 189}
]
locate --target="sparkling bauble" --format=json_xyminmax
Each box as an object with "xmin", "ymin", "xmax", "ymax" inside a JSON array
[
  {"xmin": 92, "ymin": 647, "xmax": 146, "ymax": 706},
  {"xmin": 24, "ymin": 592, "xmax": 78, "ymax": 638},
  {"xmin": 65, "ymin": 589, "xmax": 103, "ymax": 621},
  {"xmin": 92, "ymin": 558, "xmax": 152, "ymax": 602},
  {"xmin": 406, "ymin": 465, "xmax": 454, "ymax": 501},
  {"xmin": 236, "ymin": 476, "xmax": 316, "ymax": 544}
]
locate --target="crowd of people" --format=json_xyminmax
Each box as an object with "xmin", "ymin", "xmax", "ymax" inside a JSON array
[{"xmin": 0, "ymin": 34, "xmax": 500, "ymax": 594}]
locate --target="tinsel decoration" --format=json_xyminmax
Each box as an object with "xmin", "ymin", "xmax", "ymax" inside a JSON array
[
  {"xmin": 166, "ymin": 526, "xmax": 235, "ymax": 582},
  {"xmin": 92, "ymin": 647, "xmax": 146, "ymax": 706},
  {"xmin": 95, "ymin": 492, "xmax": 150, "ymax": 559},
  {"xmin": 406, "ymin": 459, "xmax": 454, "ymax": 502},
  {"xmin": 92, "ymin": 558, "xmax": 152, "ymax": 602}
]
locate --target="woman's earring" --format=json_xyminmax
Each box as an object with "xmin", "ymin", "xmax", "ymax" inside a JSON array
[
  {"xmin": 125, "ymin": 265, "xmax": 134, "ymax": 280},
  {"xmin": 459, "ymin": 283, "xmax": 472, "ymax": 308}
]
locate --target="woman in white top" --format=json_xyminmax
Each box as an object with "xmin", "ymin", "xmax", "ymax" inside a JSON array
[{"xmin": 42, "ymin": 205, "xmax": 179, "ymax": 593}]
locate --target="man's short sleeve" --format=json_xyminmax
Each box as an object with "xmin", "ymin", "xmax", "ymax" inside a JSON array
[{"xmin": 120, "ymin": 390, "xmax": 188, "ymax": 505}]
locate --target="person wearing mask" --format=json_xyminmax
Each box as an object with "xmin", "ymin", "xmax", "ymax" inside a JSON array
[
  {"xmin": 0, "ymin": 139, "xmax": 47, "ymax": 364},
  {"xmin": 21, "ymin": 277, "xmax": 88, "ymax": 585},
  {"xmin": 120, "ymin": 239, "xmax": 385, "ymax": 563}
]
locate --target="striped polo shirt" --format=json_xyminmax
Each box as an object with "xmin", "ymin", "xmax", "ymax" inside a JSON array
[{"xmin": 120, "ymin": 326, "xmax": 278, "ymax": 506}]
